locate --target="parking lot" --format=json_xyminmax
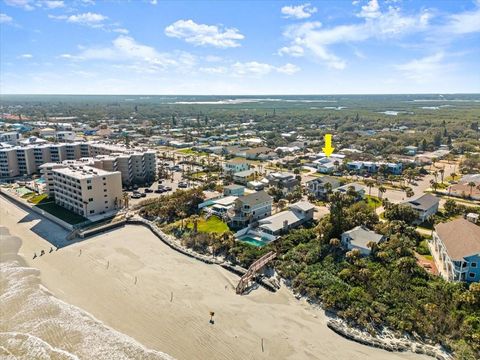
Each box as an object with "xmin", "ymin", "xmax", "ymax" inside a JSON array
[{"xmin": 127, "ymin": 165, "xmax": 202, "ymax": 206}]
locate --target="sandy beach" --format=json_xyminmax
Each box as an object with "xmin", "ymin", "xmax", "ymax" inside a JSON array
[{"xmin": 0, "ymin": 195, "xmax": 430, "ymax": 360}]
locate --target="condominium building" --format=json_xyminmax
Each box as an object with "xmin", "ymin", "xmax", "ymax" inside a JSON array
[
  {"xmin": 0, "ymin": 141, "xmax": 156, "ymax": 184},
  {"xmin": 50, "ymin": 164, "xmax": 122, "ymax": 218}
]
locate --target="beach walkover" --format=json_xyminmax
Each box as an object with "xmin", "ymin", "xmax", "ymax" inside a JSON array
[{"xmin": 236, "ymin": 251, "xmax": 277, "ymax": 294}]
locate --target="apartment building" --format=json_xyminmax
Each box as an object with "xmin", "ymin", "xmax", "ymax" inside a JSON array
[
  {"xmin": 51, "ymin": 165, "xmax": 122, "ymax": 218},
  {"xmin": 0, "ymin": 144, "xmax": 19, "ymax": 178},
  {"xmin": 0, "ymin": 141, "xmax": 156, "ymax": 185}
]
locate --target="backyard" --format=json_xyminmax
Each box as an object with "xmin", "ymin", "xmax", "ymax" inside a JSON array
[{"xmin": 186, "ymin": 215, "xmax": 229, "ymax": 234}]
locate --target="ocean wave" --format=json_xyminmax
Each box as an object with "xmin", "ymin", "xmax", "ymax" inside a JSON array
[{"xmin": 0, "ymin": 228, "xmax": 174, "ymax": 360}]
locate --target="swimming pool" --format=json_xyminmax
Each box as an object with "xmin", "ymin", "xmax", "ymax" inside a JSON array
[
  {"xmin": 238, "ymin": 236, "xmax": 269, "ymax": 247},
  {"xmin": 36, "ymin": 178, "xmax": 46, "ymax": 184}
]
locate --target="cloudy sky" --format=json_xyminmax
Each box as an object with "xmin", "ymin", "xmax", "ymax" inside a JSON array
[{"xmin": 1, "ymin": 0, "xmax": 479, "ymax": 94}]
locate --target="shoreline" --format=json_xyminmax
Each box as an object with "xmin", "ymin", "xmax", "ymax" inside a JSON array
[{"xmin": 1, "ymin": 195, "xmax": 433, "ymax": 360}]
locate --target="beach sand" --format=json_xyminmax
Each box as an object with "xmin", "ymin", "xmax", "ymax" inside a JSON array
[{"xmin": 0, "ymin": 196, "xmax": 429, "ymax": 360}]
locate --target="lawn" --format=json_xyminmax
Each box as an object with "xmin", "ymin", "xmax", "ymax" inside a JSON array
[
  {"xmin": 35, "ymin": 201, "xmax": 87, "ymax": 225},
  {"xmin": 364, "ymin": 195, "xmax": 382, "ymax": 209},
  {"xmin": 177, "ymin": 148, "xmax": 208, "ymax": 156},
  {"xmin": 186, "ymin": 216, "xmax": 229, "ymax": 234},
  {"xmin": 28, "ymin": 193, "xmax": 49, "ymax": 205}
]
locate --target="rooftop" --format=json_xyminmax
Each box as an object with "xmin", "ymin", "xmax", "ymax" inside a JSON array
[
  {"xmin": 238, "ymin": 190, "xmax": 272, "ymax": 207},
  {"xmin": 404, "ymin": 193, "xmax": 439, "ymax": 211},
  {"xmin": 435, "ymin": 218, "xmax": 480, "ymax": 260},
  {"xmin": 342, "ymin": 226, "xmax": 384, "ymax": 249}
]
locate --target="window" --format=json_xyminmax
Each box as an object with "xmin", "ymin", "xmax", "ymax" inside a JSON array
[
  {"xmin": 89, "ymin": 210, "xmax": 95, "ymax": 214},
  {"xmin": 104, "ymin": 194, "xmax": 107, "ymax": 197},
  {"xmin": 471, "ymin": 262, "xmax": 477, "ymax": 268},
  {"xmin": 105, "ymin": 200, "xmax": 108, "ymax": 204},
  {"xmin": 87, "ymin": 179, "xmax": 92, "ymax": 184},
  {"xmin": 104, "ymin": 189, "xmax": 107, "ymax": 192},
  {"xmin": 469, "ymin": 272, "xmax": 476, "ymax": 278},
  {"xmin": 87, "ymin": 186, "xmax": 92, "ymax": 190}
]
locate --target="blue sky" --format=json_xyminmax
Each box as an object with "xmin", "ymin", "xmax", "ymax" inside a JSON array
[{"xmin": 1, "ymin": 0, "xmax": 479, "ymax": 94}]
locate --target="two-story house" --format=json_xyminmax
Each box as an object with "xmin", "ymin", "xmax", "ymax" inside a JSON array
[
  {"xmin": 267, "ymin": 172, "xmax": 300, "ymax": 195},
  {"xmin": 402, "ymin": 193, "xmax": 440, "ymax": 223},
  {"xmin": 228, "ymin": 190, "xmax": 273, "ymax": 229},
  {"xmin": 431, "ymin": 218, "xmax": 480, "ymax": 282},
  {"xmin": 223, "ymin": 158, "xmax": 249, "ymax": 174},
  {"xmin": 305, "ymin": 176, "xmax": 342, "ymax": 200}
]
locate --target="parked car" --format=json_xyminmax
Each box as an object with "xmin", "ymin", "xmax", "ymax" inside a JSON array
[
  {"xmin": 131, "ymin": 192, "xmax": 142, "ymax": 199},
  {"xmin": 163, "ymin": 186, "xmax": 172, "ymax": 191},
  {"xmin": 154, "ymin": 189, "xmax": 163, "ymax": 193},
  {"xmin": 144, "ymin": 188, "xmax": 153, "ymax": 193},
  {"xmin": 178, "ymin": 182, "xmax": 188, "ymax": 188},
  {"xmin": 140, "ymin": 192, "xmax": 147, "ymax": 197}
]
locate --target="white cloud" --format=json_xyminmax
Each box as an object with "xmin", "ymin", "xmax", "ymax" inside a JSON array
[
  {"xmin": 281, "ymin": 3, "xmax": 317, "ymax": 19},
  {"xmin": 395, "ymin": 52, "xmax": 446, "ymax": 82},
  {"xmin": 0, "ymin": 13, "xmax": 13, "ymax": 23},
  {"xmin": 150, "ymin": 0, "xmax": 158, "ymax": 4},
  {"xmin": 19, "ymin": 53, "xmax": 33, "ymax": 59},
  {"xmin": 231, "ymin": 61, "xmax": 300, "ymax": 77},
  {"xmin": 280, "ymin": 4, "xmax": 432, "ymax": 69},
  {"xmin": 276, "ymin": 63, "xmax": 300, "ymax": 75},
  {"xmin": 59, "ymin": 35, "xmax": 195, "ymax": 74},
  {"xmin": 165, "ymin": 19, "xmax": 244, "ymax": 48},
  {"xmin": 44, "ymin": 0, "xmax": 64, "ymax": 9},
  {"xmin": 358, "ymin": 0, "xmax": 381, "ymax": 19},
  {"xmin": 199, "ymin": 66, "xmax": 228, "ymax": 74},
  {"xmin": 4, "ymin": 0, "xmax": 35, "ymax": 11},
  {"xmin": 49, "ymin": 12, "xmax": 108, "ymax": 28},
  {"xmin": 443, "ymin": 4, "xmax": 480, "ymax": 34},
  {"xmin": 278, "ymin": 45, "xmax": 304, "ymax": 57},
  {"xmin": 113, "ymin": 28, "xmax": 129, "ymax": 34}
]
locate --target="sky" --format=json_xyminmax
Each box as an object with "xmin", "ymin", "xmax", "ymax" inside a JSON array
[{"xmin": 1, "ymin": 0, "xmax": 479, "ymax": 95}]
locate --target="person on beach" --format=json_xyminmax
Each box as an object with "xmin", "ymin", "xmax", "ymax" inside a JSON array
[
  {"xmin": 40, "ymin": 250, "xmax": 45, "ymax": 256},
  {"xmin": 33, "ymin": 252, "xmax": 37, "ymax": 259}
]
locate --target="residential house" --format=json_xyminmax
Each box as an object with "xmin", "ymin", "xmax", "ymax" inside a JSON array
[
  {"xmin": 334, "ymin": 183, "xmax": 366, "ymax": 200},
  {"xmin": 341, "ymin": 226, "xmax": 385, "ymax": 256},
  {"xmin": 228, "ymin": 190, "xmax": 273, "ymax": 229},
  {"xmin": 306, "ymin": 176, "xmax": 342, "ymax": 199},
  {"xmin": 233, "ymin": 169, "xmax": 256, "ymax": 185},
  {"xmin": 224, "ymin": 184, "xmax": 245, "ymax": 197},
  {"xmin": 267, "ymin": 172, "xmax": 300, "ymax": 195},
  {"xmin": 223, "ymin": 158, "xmax": 249, "ymax": 174},
  {"xmin": 431, "ymin": 218, "xmax": 480, "ymax": 282},
  {"xmin": 402, "ymin": 193, "xmax": 440, "ymax": 223},
  {"xmin": 257, "ymin": 201, "xmax": 315, "ymax": 237}
]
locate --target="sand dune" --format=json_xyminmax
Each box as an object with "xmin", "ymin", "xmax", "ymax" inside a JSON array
[{"xmin": 0, "ymin": 196, "xmax": 429, "ymax": 360}]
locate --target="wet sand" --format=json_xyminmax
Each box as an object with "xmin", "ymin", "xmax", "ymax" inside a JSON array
[{"xmin": 0, "ymin": 196, "xmax": 429, "ymax": 360}]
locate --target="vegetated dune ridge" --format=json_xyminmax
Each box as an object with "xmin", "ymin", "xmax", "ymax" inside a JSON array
[
  {"xmin": 0, "ymin": 196, "xmax": 429, "ymax": 360},
  {"xmin": 0, "ymin": 227, "xmax": 174, "ymax": 360}
]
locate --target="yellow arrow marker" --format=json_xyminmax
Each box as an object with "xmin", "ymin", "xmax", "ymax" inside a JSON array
[{"xmin": 322, "ymin": 133, "xmax": 335, "ymax": 157}]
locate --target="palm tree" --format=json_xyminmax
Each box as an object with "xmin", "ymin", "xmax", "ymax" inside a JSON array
[
  {"xmin": 450, "ymin": 172, "xmax": 457, "ymax": 182},
  {"xmin": 468, "ymin": 182, "xmax": 476, "ymax": 197},
  {"xmin": 430, "ymin": 179, "xmax": 438, "ymax": 193},
  {"xmin": 365, "ymin": 180, "xmax": 375, "ymax": 196},
  {"xmin": 439, "ymin": 168, "xmax": 445, "ymax": 183},
  {"xmin": 329, "ymin": 238, "xmax": 340, "ymax": 247},
  {"xmin": 378, "ymin": 185, "xmax": 387, "ymax": 199},
  {"xmin": 405, "ymin": 187, "xmax": 414, "ymax": 198},
  {"xmin": 192, "ymin": 215, "xmax": 200, "ymax": 234}
]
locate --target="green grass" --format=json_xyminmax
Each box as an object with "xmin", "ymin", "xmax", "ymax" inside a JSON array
[
  {"xmin": 416, "ymin": 239, "xmax": 431, "ymax": 256},
  {"xmin": 186, "ymin": 216, "xmax": 229, "ymax": 234},
  {"xmin": 177, "ymin": 148, "xmax": 208, "ymax": 156},
  {"xmin": 35, "ymin": 202, "xmax": 87, "ymax": 225},
  {"xmin": 28, "ymin": 193, "xmax": 49, "ymax": 205},
  {"xmin": 364, "ymin": 195, "xmax": 382, "ymax": 209}
]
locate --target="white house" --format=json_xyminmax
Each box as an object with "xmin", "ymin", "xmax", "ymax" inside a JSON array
[
  {"xmin": 402, "ymin": 193, "xmax": 440, "ymax": 223},
  {"xmin": 341, "ymin": 226, "xmax": 384, "ymax": 256}
]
